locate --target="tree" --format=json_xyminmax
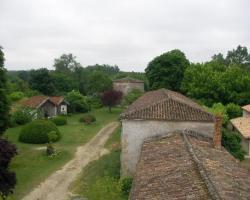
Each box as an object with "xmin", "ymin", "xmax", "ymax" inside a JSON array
[
  {"xmin": 65, "ymin": 90, "xmax": 90, "ymax": 113},
  {"xmin": 85, "ymin": 71, "xmax": 112, "ymax": 95},
  {"xmin": 123, "ymin": 89, "xmax": 143, "ymax": 106},
  {"xmin": 145, "ymin": 49, "xmax": 190, "ymax": 91},
  {"xmin": 54, "ymin": 54, "xmax": 82, "ymax": 74},
  {"xmin": 101, "ymin": 90, "xmax": 122, "ymax": 112},
  {"xmin": 0, "ymin": 47, "xmax": 17, "ymax": 199},
  {"xmin": 181, "ymin": 62, "xmax": 250, "ymax": 106},
  {"xmin": 226, "ymin": 45, "xmax": 250, "ymax": 67},
  {"xmin": 29, "ymin": 68, "xmax": 55, "ymax": 95},
  {"xmin": 226, "ymin": 103, "xmax": 242, "ymax": 119},
  {"xmin": 0, "ymin": 47, "xmax": 9, "ymax": 134}
]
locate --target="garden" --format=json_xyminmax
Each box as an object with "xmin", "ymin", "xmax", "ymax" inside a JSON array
[{"xmin": 4, "ymin": 108, "xmax": 122, "ymax": 200}]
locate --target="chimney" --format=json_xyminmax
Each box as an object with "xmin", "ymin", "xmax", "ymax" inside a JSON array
[{"xmin": 213, "ymin": 115, "xmax": 222, "ymax": 149}]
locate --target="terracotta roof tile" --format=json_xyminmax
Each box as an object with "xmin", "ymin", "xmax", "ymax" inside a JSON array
[
  {"xmin": 121, "ymin": 89, "xmax": 214, "ymax": 122},
  {"xmin": 21, "ymin": 96, "xmax": 49, "ymax": 108},
  {"xmin": 49, "ymin": 96, "xmax": 64, "ymax": 105},
  {"xmin": 230, "ymin": 117, "xmax": 250, "ymax": 139},
  {"xmin": 242, "ymin": 104, "xmax": 250, "ymax": 112},
  {"xmin": 131, "ymin": 133, "xmax": 250, "ymax": 200}
]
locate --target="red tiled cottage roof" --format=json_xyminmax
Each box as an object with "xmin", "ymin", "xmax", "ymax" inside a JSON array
[
  {"xmin": 121, "ymin": 89, "xmax": 214, "ymax": 122},
  {"xmin": 22, "ymin": 96, "xmax": 50, "ymax": 108},
  {"xmin": 131, "ymin": 132, "xmax": 250, "ymax": 200},
  {"xmin": 50, "ymin": 96, "xmax": 64, "ymax": 105},
  {"xmin": 22, "ymin": 96, "xmax": 66, "ymax": 108}
]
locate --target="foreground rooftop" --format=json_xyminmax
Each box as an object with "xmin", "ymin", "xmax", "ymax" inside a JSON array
[{"xmin": 131, "ymin": 132, "xmax": 250, "ymax": 200}]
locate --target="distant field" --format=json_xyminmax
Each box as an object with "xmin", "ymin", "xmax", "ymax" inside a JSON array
[{"xmin": 5, "ymin": 107, "xmax": 122, "ymax": 200}]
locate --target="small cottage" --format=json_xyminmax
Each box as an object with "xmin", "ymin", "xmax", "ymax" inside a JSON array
[
  {"xmin": 22, "ymin": 96, "xmax": 69, "ymax": 118},
  {"xmin": 113, "ymin": 77, "xmax": 144, "ymax": 96},
  {"xmin": 120, "ymin": 88, "xmax": 215, "ymax": 176}
]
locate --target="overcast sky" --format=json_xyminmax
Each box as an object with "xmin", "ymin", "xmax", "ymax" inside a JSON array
[{"xmin": 0, "ymin": 0, "xmax": 249, "ymax": 72}]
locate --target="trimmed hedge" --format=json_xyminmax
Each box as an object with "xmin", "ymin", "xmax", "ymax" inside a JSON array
[
  {"xmin": 50, "ymin": 116, "xmax": 67, "ymax": 126},
  {"xmin": 79, "ymin": 114, "xmax": 96, "ymax": 124},
  {"xmin": 19, "ymin": 120, "xmax": 61, "ymax": 144}
]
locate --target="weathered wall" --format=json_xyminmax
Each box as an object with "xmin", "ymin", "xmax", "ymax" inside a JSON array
[
  {"xmin": 40, "ymin": 101, "xmax": 57, "ymax": 118},
  {"xmin": 113, "ymin": 82, "xmax": 144, "ymax": 96},
  {"xmin": 57, "ymin": 102, "xmax": 67, "ymax": 115},
  {"xmin": 121, "ymin": 119, "xmax": 215, "ymax": 177},
  {"xmin": 243, "ymin": 110, "xmax": 250, "ymax": 117}
]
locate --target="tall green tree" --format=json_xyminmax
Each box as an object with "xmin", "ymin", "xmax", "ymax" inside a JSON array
[
  {"xmin": 0, "ymin": 47, "xmax": 17, "ymax": 199},
  {"xmin": 54, "ymin": 54, "xmax": 82, "ymax": 74},
  {"xmin": 29, "ymin": 68, "xmax": 55, "ymax": 95},
  {"xmin": 85, "ymin": 71, "xmax": 112, "ymax": 95},
  {"xmin": 0, "ymin": 47, "xmax": 9, "ymax": 133},
  {"xmin": 226, "ymin": 45, "xmax": 250, "ymax": 67},
  {"xmin": 145, "ymin": 49, "xmax": 190, "ymax": 91}
]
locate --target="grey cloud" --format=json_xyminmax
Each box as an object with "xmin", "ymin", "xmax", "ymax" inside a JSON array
[{"xmin": 0, "ymin": 0, "xmax": 249, "ymax": 71}]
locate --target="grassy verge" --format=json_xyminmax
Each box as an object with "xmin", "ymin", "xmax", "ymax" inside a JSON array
[
  {"xmin": 70, "ymin": 125, "xmax": 129, "ymax": 200},
  {"xmin": 5, "ymin": 107, "xmax": 122, "ymax": 200}
]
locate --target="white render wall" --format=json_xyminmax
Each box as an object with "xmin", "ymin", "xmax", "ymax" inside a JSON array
[{"xmin": 121, "ymin": 119, "xmax": 215, "ymax": 177}]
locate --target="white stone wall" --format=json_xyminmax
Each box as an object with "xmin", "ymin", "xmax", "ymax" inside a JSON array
[
  {"xmin": 243, "ymin": 110, "xmax": 250, "ymax": 117},
  {"xmin": 121, "ymin": 119, "xmax": 215, "ymax": 177},
  {"xmin": 113, "ymin": 82, "xmax": 144, "ymax": 96}
]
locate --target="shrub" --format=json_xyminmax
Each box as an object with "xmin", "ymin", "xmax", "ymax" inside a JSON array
[
  {"xmin": 50, "ymin": 116, "xmax": 67, "ymax": 126},
  {"xmin": 66, "ymin": 90, "xmax": 90, "ymax": 113},
  {"xmin": 11, "ymin": 107, "xmax": 32, "ymax": 125},
  {"xmin": 46, "ymin": 143, "xmax": 55, "ymax": 156},
  {"xmin": 19, "ymin": 120, "xmax": 61, "ymax": 144},
  {"xmin": 0, "ymin": 139, "xmax": 17, "ymax": 198},
  {"xmin": 120, "ymin": 177, "xmax": 133, "ymax": 195},
  {"xmin": 207, "ymin": 103, "xmax": 229, "ymax": 125},
  {"xmin": 79, "ymin": 114, "xmax": 96, "ymax": 124},
  {"xmin": 222, "ymin": 128, "xmax": 246, "ymax": 161},
  {"xmin": 86, "ymin": 95, "xmax": 103, "ymax": 109},
  {"xmin": 9, "ymin": 91, "xmax": 25, "ymax": 102},
  {"xmin": 226, "ymin": 103, "xmax": 242, "ymax": 119}
]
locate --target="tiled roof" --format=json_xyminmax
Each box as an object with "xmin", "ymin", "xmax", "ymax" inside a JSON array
[
  {"xmin": 121, "ymin": 89, "xmax": 214, "ymax": 122},
  {"xmin": 49, "ymin": 96, "xmax": 64, "ymax": 105},
  {"xmin": 242, "ymin": 104, "xmax": 250, "ymax": 112},
  {"xmin": 113, "ymin": 77, "xmax": 144, "ymax": 83},
  {"xmin": 131, "ymin": 132, "xmax": 250, "ymax": 200},
  {"xmin": 230, "ymin": 117, "xmax": 250, "ymax": 139},
  {"xmin": 22, "ymin": 96, "xmax": 66, "ymax": 108},
  {"xmin": 21, "ymin": 96, "xmax": 50, "ymax": 108}
]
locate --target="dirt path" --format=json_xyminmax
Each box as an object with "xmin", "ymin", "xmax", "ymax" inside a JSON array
[{"xmin": 22, "ymin": 122, "xmax": 120, "ymax": 200}]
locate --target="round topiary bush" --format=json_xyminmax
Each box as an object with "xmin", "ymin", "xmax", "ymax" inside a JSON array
[
  {"xmin": 79, "ymin": 114, "xmax": 96, "ymax": 124},
  {"xmin": 50, "ymin": 116, "xmax": 67, "ymax": 126},
  {"xmin": 19, "ymin": 120, "xmax": 61, "ymax": 144}
]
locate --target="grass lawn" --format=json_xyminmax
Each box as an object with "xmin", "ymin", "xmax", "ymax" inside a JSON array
[
  {"xmin": 4, "ymin": 107, "xmax": 122, "ymax": 200},
  {"xmin": 70, "ymin": 125, "xmax": 130, "ymax": 200}
]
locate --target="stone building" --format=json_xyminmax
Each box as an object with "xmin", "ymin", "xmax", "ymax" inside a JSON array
[
  {"xmin": 120, "ymin": 88, "xmax": 215, "ymax": 176},
  {"xmin": 242, "ymin": 104, "xmax": 250, "ymax": 117},
  {"xmin": 22, "ymin": 96, "xmax": 68, "ymax": 118},
  {"xmin": 113, "ymin": 77, "xmax": 144, "ymax": 96}
]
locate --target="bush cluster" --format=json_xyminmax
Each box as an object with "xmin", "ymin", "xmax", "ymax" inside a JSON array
[
  {"xmin": 120, "ymin": 177, "xmax": 133, "ymax": 195},
  {"xmin": 50, "ymin": 116, "xmax": 67, "ymax": 126},
  {"xmin": 19, "ymin": 120, "xmax": 61, "ymax": 144},
  {"xmin": 11, "ymin": 107, "xmax": 32, "ymax": 126},
  {"xmin": 9, "ymin": 91, "xmax": 25, "ymax": 102},
  {"xmin": 79, "ymin": 114, "xmax": 96, "ymax": 124}
]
